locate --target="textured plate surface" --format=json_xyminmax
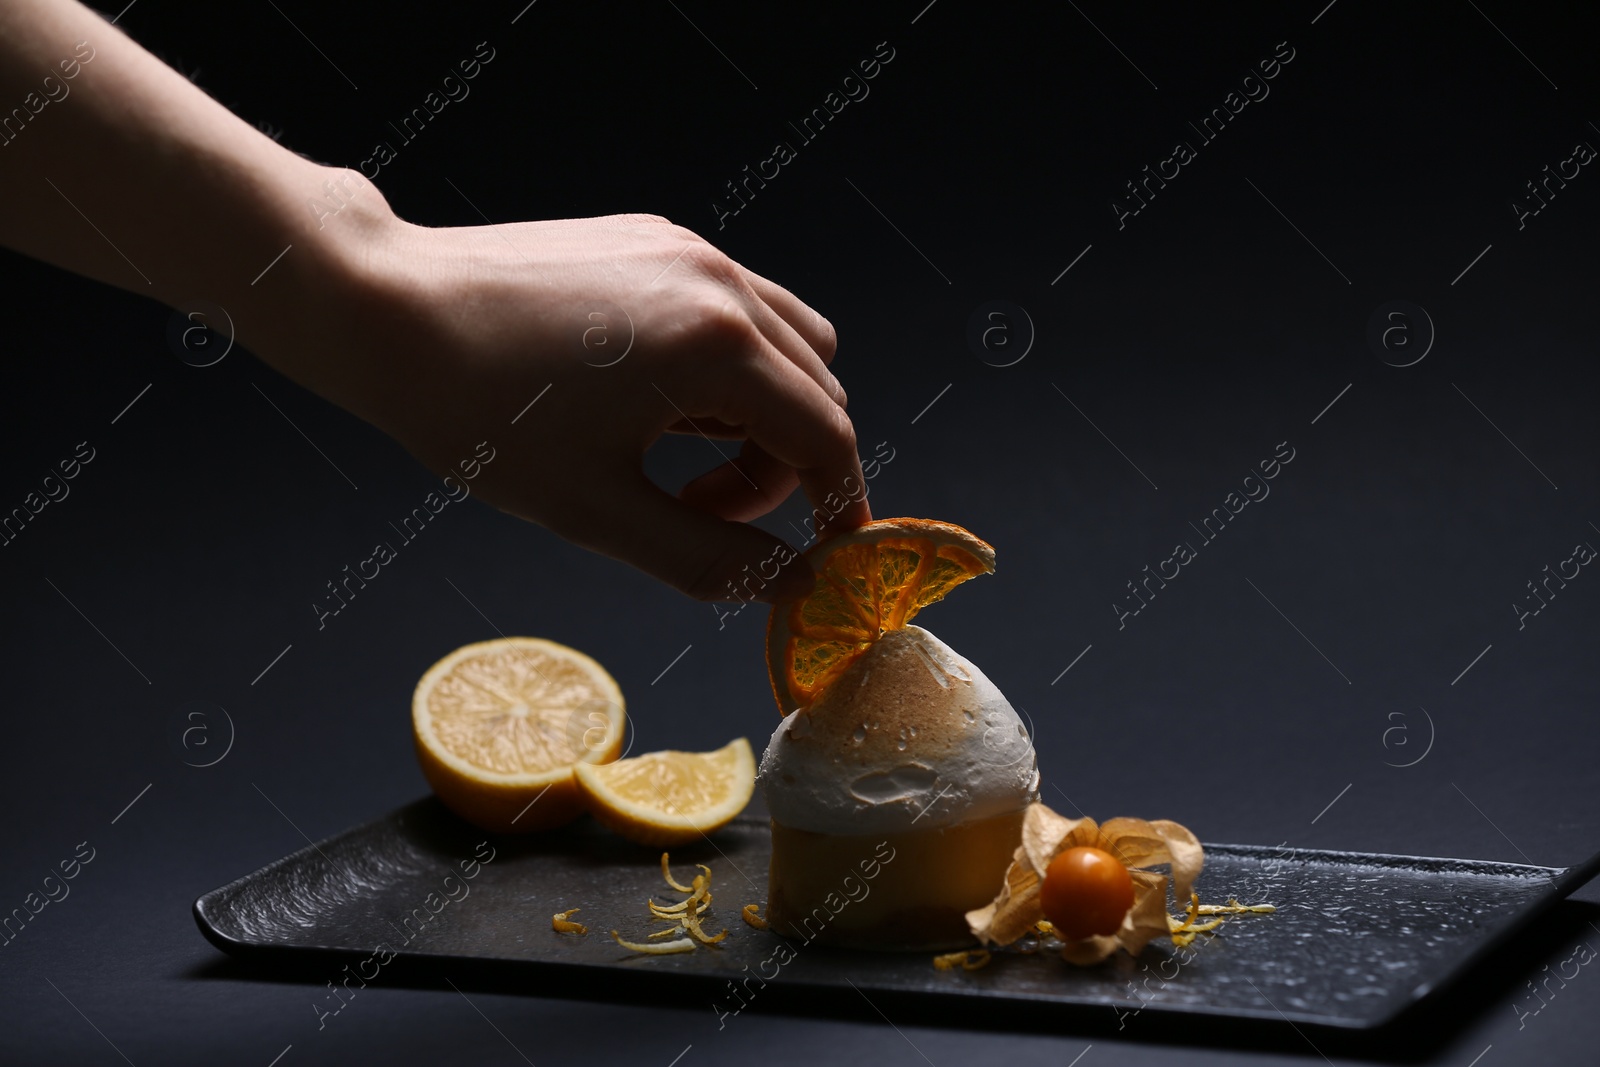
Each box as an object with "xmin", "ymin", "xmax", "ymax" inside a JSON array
[{"xmin": 194, "ymin": 799, "xmax": 1600, "ymax": 1031}]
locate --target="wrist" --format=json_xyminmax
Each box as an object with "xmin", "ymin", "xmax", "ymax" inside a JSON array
[{"xmin": 230, "ymin": 163, "xmax": 409, "ymax": 414}]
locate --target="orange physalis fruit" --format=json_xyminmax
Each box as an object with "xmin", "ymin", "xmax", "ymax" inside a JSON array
[{"xmin": 1041, "ymin": 846, "xmax": 1136, "ymax": 941}]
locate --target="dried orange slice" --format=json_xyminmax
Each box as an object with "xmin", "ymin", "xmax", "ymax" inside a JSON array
[
  {"xmin": 765, "ymin": 518, "xmax": 995, "ymax": 715},
  {"xmin": 412, "ymin": 637, "xmax": 625, "ymax": 834},
  {"xmin": 574, "ymin": 737, "xmax": 755, "ymax": 847}
]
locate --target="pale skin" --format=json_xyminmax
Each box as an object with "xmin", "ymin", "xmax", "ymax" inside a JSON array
[{"xmin": 0, "ymin": 0, "xmax": 870, "ymax": 600}]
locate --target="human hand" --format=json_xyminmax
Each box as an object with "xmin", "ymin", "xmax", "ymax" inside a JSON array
[
  {"xmin": 0, "ymin": 6, "xmax": 863, "ymax": 601},
  {"xmin": 273, "ymin": 187, "xmax": 870, "ymax": 601}
]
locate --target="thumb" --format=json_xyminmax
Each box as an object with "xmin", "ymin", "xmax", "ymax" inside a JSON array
[{"xmin": 564, "ymin": 470, "xmax": 812, "ymax": 603}]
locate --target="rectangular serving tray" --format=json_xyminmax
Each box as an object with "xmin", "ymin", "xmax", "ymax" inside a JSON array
[{"xmin": 194, "ymin": 800, "xmax": 1600, "ymax": 1032}]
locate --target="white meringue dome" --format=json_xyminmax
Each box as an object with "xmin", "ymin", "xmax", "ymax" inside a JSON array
[{"xmin": 759, "ymin": 626, "xmax": 1038, "ymax": 835}]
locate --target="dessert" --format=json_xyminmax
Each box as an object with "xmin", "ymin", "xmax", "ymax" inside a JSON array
[
  {"xmin": 759, "ymin": 520, "xmax": 1036, "ymax": 949},
  {"xmin": 761, "ymin": 625, "xmax": 1038, "ymax": 948}
]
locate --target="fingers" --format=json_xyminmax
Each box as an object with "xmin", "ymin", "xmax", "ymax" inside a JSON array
[
  {"xmin": 655, "ymin": 228, "xmax": 844, "ymax": 409},
  {"xmin": 679, "ymin": 440, "xmax": 800, "ymax": 523},
  {"xmin": 560, "ymin": 468, "xmax": 812, "ymax": 602},
  {"xmin": 740, "ymin": 267, "xmax": 838, "ymax": 366},
  {"xmin": 738, "ymin": 277, "xmax": 847, "ymax": 410},
  {"xmin": 693, "ymin": 341, "xmax": 870, "ymax": 539}
]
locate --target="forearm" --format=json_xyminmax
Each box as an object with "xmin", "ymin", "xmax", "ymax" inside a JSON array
[{"xmin": 0, "ymin": 0, "xmax": 384, "ymax": 390}]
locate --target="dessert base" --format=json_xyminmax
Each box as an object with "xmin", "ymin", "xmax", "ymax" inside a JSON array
[{"xmin": 765, "ymin": 808, "xmax": 1027, "ymax": 951}]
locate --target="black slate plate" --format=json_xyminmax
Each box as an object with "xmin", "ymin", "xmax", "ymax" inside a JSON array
[{"xmin": 194, "ymin": 799, "xmax": 1600, "ymax": 1032}]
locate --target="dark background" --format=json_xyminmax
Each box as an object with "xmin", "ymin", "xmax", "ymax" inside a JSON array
[{"xmin": 2, "ymin": 0, "xmax": 1597, "ymax": 1063}]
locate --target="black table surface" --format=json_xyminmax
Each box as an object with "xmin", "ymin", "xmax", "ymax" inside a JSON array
[{"xmin": 2, "ymin": 2, "xmax": 1597, "ymax": 1065}]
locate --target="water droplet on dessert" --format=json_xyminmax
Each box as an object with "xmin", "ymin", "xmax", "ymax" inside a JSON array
[
  {"xmin": 896, "ymin": 727, "xmax": 908, "ymax": 751},
  {"xmin": 963, "ymin": 708, "xmax": 977, "ymax": 724},
  {"xmin": 852, "ymin": 724, "xmax": 867, "ymax": 744}
]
